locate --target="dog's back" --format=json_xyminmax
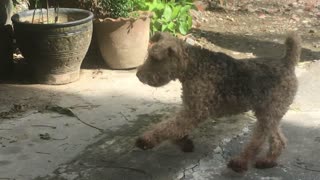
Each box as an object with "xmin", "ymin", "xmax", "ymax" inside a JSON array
[
  {"xmin": 228, "ymin": 33, "xmax": 301, "ymax": 114},
  {"xmin": 186, "ymin": 33, "xmax": 302, "ymax": 116}
]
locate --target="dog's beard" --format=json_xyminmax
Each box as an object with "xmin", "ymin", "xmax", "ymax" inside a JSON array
[{"xmin": 139, "ymin": 73, "xmax": 171, "ymax": 87}]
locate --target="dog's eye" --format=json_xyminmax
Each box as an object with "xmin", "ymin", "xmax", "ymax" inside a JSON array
[
  {"xmin": 151, "ymin": 57, "xmax": 161, "ymax": 62},
  {"xmin": 149, "ymin": 54, "xmax": 162, "ymax": 62}
]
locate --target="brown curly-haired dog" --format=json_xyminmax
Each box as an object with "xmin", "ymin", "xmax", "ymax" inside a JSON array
[{"xmin": 135, "ymin": 32, "xmax": 301, "ymax": 173}]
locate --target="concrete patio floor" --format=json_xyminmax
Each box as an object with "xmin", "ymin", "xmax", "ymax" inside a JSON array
[{"xmin": 0, "ymin": 61, "xmax": 320, "ymax": 180}]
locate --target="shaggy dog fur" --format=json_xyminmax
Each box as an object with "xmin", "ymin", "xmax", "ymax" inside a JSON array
[{"xmin": 135, "ymin": 32, "xmax": 301, "ymax": 173}]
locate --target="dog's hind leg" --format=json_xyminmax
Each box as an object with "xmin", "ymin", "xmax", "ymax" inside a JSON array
[
  {"xmin": 255, "ymin": 127, "xmax": 287, "ymax": 169},
  {"xmin": 227, "ymin": 120, "xmax": 269, "ymax": 173},
  {"xmin": 228, "ymin": 105, "xmax": 287, "ymax": 173}
]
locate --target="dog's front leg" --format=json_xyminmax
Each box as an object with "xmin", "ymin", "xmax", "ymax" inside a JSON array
[{"xmin": 135, "ymin": 109, "xmax": 209, "ymax": 150}]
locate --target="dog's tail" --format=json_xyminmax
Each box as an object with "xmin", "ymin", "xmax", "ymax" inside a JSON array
[{"xmin": 283, "ymin": 32, "xmax": 301, "ymax": 66}]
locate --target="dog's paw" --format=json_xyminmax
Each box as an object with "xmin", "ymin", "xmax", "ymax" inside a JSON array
[
  {"xmin": 255, "ymin": 158, "xmax": 278, "ymax": 169},
  {"xmin": 175, "ymin": 136, "xmax": 194, "ymax": 153},
  {"xmin": 227, "ymin": 158, "xmax": 248, "ymax": 173},
  {"xmin": 135, "ymin": 137, "xmax": 155, "ymax": 150}
]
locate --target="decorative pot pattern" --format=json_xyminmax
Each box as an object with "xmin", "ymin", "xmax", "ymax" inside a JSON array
[{"xmin": 12, "ymin": 8, "xmax": 93, "ymax": 84}]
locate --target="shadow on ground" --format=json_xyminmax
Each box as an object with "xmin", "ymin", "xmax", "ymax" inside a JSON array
[
  {"xmin": 36, "ymin": 112, "xmax": 252, "ymax": 180},
  {"xmin": 0, "ymin": 83, "xmax": 251, "ymax": 180},
  {"xmin": 1, "ymin": 70, "xmax": 319, "ymax": 180},
  {"xmin": 80, "ymin": 36, "xmax": 106, "ymax": 70},
  {"xmin": 222, "ymin": 119, "xmax": 320, "ymax": 180},
  {"xmin": 35, "ymin": 108, "xmax": 320, "ymax": 180},
  {"xmin": 192, "ymin": 29, "xmax": 320, "ymax": 62}
]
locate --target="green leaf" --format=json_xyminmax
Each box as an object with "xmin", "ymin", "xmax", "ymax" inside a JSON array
[
  {"xmin": 179, "ymin": 22, "xmax": 188, "ymax": 35},
  {"xmin": 162, "ymin": 5, "xmax": 173, "ymax": 21},
  {"xmin": 156, "ymin": 2, "xmax": 165, "ymax": 10},
  {"xmin": 187, "ymin": 15, "xmax": 193, "ymax": 28},
  {"xmin": 152, "ymin": 25, "xmax": 158, "ymax": 34},
  {"xmin": 146, "ymin": 2, "xmax": 155, "ymax": 11},
  {"xmin": 180, "ymin": 5, "xmax": 191, "ymax": 15},
  {"xmin": 171, "ymin": 5, "xmax": 182, "ymax": 19},
  {"xmin": 178, "ymin": 14, "xmax": 187, "ymax": 21},
  {"xmin": 156, "ymin": 18, "xmax": 163, "ymax": 24},
  {"xmin": 161, "ymin": 24, "xmax": 168, "ymax": 31},
  {"xmin": 167, "ymin": 22, "xmax": 175, "ymax": 31}
]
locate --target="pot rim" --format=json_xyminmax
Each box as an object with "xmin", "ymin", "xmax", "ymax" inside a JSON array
[
  {"xmin": 11, "ymin": 8, "xmax": 93, "ymax": 27},
  {"xmin": 94, "ymin": 11, "xmax": 152, "ymax": 23}
]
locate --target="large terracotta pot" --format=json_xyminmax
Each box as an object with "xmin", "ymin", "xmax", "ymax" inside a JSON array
[
  {"xmin": 12, "ymin": 8, "xmax": 93, "ymax": 84},
  {"xmin": 94, "ymin": 12, "xmax": 151, "ymax": 69}
]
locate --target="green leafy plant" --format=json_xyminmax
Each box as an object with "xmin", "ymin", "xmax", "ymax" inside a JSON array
[
  {"xmin": 138, "ymin": 0, "xmax": 194, "ymax": 35},
  {"xmin": 73, "ymin": 0, "xmax": 140, "ymax": 19},
  {"xmin": 99, "ymin": 0, "xmax": 135, "ymax": 19},
  {"xmin": 29, "ymin": 0, "xmax": 194, "ymax": 35},
  {"xmin": 86, "ymin": 0, "xmax": 194, "ymax": 35}
]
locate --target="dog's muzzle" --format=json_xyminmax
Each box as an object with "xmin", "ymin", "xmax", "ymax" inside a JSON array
[
  {"xmin": 136, "ymin": 70, "xmax": 158, "ymax": 86},
  {"xmin": 136, "ymin": 69, "xmax": 147, "ymax": 84}
]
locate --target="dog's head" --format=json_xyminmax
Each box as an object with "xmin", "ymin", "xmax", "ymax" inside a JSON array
[{"xmin": 136, "ymin": 32, "xmax": 186, "ymax": 87}]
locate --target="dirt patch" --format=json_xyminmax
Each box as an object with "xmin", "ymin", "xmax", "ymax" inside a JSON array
[{"xmin": 190, "ymin": 0, "xmax": 320, "ymax": 62}]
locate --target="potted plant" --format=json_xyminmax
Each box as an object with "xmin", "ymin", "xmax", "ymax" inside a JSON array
[
  {"xmin": 0, "ymin": 0, "xmax": 14, "ymax": 79},
  {"xmin": 91, "ymin": 0, "xmax": 152, "ymax": 69},
  {"xmin": 11, "ymin": 0, "xmax": 94, "ymax": 84},
  {"xmin": 54, "ymin": 0, "xmax": 194, "ymax": 69}
]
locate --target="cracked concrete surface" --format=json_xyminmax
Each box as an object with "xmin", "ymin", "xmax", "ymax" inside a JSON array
[{"xmin": 0, "ymin": 60, "xmax": 320, "ymax": 180}]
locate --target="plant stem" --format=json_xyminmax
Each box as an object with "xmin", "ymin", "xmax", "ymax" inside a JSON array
[
  {"xmin": 46, "ymin": 0, "xmax": 49, "ymax": 24},
  {"xmin": 54, "ymin": 0, "xmax": 59, "ymax": 23},
  {"xmin": 32, "ymin": 9, "xmax": 36, "ymax": 23},
  {"xmin": 41, "ymin": 8, "xmax": 44, "ymax": 23}
]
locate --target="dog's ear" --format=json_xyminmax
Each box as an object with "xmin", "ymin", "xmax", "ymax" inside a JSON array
[
  {"xmin": 150, "ymin": 32, "xmax": 172, "ymax": 43},
  {"xmin": 168, "ymin": 46, "xmax": 178, "ymax": 57},
  {"xmin": 150, "ymin": 32, "xmax": 163, "ymax": 43}
]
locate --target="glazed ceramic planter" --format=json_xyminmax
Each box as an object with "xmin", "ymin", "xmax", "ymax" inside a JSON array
[{"xmin": 12, "ymin": 8, "xmax": 93, "ymax": 84}]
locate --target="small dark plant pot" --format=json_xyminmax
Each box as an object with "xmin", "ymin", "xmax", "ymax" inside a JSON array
[
  {"xmin": 12, "ymin": 8, "xmax": 93, "ymax": 84},
  {"xmin": 0, "ymin": 25, "xmax": 13, "ymax": 79},
  {"xmin": 0, "ymin": 0, "xmax": 14, "ymax": 79}
]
